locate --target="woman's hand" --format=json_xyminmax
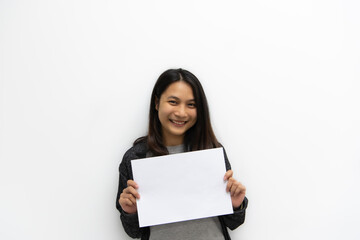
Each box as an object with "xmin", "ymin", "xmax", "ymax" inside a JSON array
[
  {"xmin": 119, "ymin": 180, "xmax": 140, "ymax": 214},
  {"xmin": 224, "ymin": 170, "xmax": 246, "ymax": 209}
]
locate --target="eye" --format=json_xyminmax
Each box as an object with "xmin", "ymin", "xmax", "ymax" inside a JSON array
[
  {"xmin": 168, "ymin": 100, "xmax": 177, "ymax": 105},
  {"xmin": 188, "ymin": 103, "xmax": 196, "ymax": 108}
]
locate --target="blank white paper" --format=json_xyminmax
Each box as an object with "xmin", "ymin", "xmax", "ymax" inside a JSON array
[{"xmin": 131, "ymin": 147, "xmax": 233, "ymax": 227}]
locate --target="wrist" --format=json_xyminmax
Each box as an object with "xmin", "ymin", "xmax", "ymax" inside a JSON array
[{"xmin": 233, "ymin": 202, "xmax": 244, "ymax": 211}]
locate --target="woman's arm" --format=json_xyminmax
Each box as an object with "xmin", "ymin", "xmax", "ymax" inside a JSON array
[
  {"xmin": 224, "ymin": 170, "xmax": 246, "ymax": 209},
  {"xmin": 116, "ymin": 149, "xmax": 143, "ymax": 238},
  {"xmin": 221, "ymin": 196, "xmax": 248, "ymax": 230},
  {"xmin": 221, "ymin": 147, "xmax": 249, "ymax": 230}
]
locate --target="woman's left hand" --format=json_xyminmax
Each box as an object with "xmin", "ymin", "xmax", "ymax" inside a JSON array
[{"xmin": 224, "ymin": 170, "xmax": 246, "ymax": 209}]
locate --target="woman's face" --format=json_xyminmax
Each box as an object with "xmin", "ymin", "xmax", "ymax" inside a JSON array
[{"xmin": 156, "ymin": 81, "xmax": 197, "ymax": 146}]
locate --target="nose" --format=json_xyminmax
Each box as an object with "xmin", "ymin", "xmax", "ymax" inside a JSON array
[{"xmin": 174, "ymin": 104, "xmax": 187, "ymax": 118}]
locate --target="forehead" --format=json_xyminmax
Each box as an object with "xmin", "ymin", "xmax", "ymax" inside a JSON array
[{"xmin": 161, "ymin": 81, "xmax": 194, "ymax": 99}]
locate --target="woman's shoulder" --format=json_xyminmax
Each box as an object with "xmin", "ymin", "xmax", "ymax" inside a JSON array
[
  {"xmin": 119, "ymin": 140, "xmax": 148, "ymax": 173},
  {"xmin": 122, "ymin": 139, "xmax": 148, "ymax": 162},
  {"xmin": 216, "ymin": 143, "xmax": 232, "ymax": 171}
]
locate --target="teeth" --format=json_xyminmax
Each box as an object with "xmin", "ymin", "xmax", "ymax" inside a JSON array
[{"xmin": 172, "ymin": 120, "xmax": 185, "ymax": 125}]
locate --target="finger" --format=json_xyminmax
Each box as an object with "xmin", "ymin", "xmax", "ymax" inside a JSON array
[
  {"xmin": 121, "ymin": 193, "xmax": 137, "ymax": 205},
  {"xmin": 226, "ymin": 177, "xmax": 234, "ymax": 192},
  {"xmin": 228, "ymin": 179, "xmax": 242, "ymax": 196},
  {"xmin": 124, "ymin": 186, "xmax": 140, "ymax": 199},
  {"xmin": 233, "ymin": 185, "xmax": 242, "ymax": 196},
  {"xmin": 127, "ymin": 180, "xmax": 139, "ymax": 189},
  {"xmin": 229, "ymin": 180, "xmax": 238, "ymax": 196},
  {"xmin": 121, "ymin": 197, "xmax": 136, "ymax": 207},
  {"xmin": 119, "ymin": 195, "xmax": 130, "ymax": 207},
  {"xmin": 224, "ymin": 170, "xmax": 233, "ymax": 181},
  {"xmin": 233, "ymin": 182, "xmax": 246, "ymax": 196},
  {"xmin": 232, "ymin": 184, "xmax": 243, "ymax": 197}
]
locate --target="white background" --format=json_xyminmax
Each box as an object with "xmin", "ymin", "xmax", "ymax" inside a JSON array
[{"xmin": 1, "ymin": 0, "xmax": 359, "ymax": 239}]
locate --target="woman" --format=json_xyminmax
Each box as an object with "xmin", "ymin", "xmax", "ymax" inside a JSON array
[{"xmin": 116, "ymin": 68, "xmax": 248, "ymax": 239}]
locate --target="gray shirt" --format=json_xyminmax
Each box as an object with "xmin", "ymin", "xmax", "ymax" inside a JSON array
[{"xmin": 148, "ymin": 145, "xmax": 224, "ymax": 240}]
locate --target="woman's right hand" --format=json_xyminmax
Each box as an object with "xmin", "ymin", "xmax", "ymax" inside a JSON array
[{"xmin": 119, "ymin": 180, "xmax": 140, "ymax": 214}]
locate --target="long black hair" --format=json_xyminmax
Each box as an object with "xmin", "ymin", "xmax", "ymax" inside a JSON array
[{"xmin": 135, "ymin": 68, "xmax": 220, "ymax": 156}]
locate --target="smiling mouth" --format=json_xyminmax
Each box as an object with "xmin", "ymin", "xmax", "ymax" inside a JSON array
[{"xmin": 170, "ymin": 119, "xmax": 187, "ymax": 126}]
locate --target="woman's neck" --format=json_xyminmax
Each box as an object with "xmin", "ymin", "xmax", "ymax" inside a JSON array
[{"xmin": 163, "ymin": 135, "xmax": 184, "ymax": 147}]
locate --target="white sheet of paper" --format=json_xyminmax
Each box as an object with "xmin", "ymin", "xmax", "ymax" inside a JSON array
[{"xmin": 131, "ymin": 147, "xmax": 233, "ymax": 227}]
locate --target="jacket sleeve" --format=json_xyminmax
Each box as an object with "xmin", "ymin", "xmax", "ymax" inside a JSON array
[
  {"xmin": 221, "ymin": 197, "xmax": 248, "ymax": 230},
  {"xmin": 221, "ymin": 147, "xmax": 248, "ymax": 230},
  {"xmin": 116, "ymin": 149, "xmax": 143, "ymax": 238}
]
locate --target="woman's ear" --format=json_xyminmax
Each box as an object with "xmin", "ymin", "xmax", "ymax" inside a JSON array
[{"xmin": 155, "ymin": 97, "xmax": 159, "ymax": 111}]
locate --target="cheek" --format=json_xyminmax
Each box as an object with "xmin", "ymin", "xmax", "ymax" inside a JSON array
[
  {"xmin": 158, "ymin": 111, "xmax": 166, "ymax": 122},
  {"xmin": 158, "ymin": 106, "xmax": 171, "ymax": 120},
  {"xmin": 190, "ymin": 110, "xmax": 197, "ymax": 122}
]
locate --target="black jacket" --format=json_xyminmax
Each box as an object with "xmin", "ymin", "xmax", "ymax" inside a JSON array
[{"xmin": 116, "ymin": 142, "xmax": 248, "ymax": 240}]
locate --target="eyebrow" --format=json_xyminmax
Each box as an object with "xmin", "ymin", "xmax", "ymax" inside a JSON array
[{"xmin": 167, "ymin": 96, "xmax": 195, "ymax": 102}]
